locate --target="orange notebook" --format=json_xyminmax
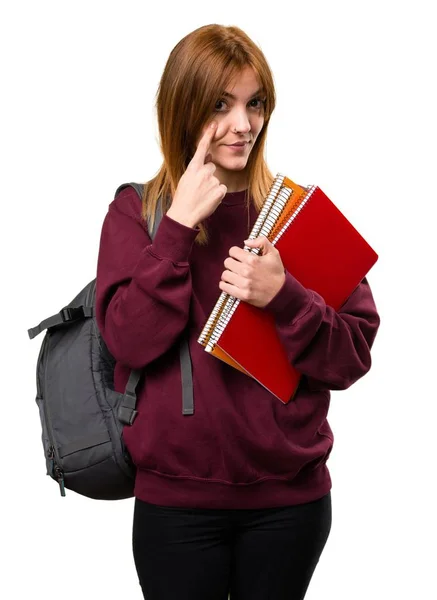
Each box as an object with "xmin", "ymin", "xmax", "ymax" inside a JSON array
[{"xmin": 197, "ymin": 174, "xmax": 378, "ymax": 403}]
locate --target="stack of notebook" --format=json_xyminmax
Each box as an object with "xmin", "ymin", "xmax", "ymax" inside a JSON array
[{"xmin": 198, "ymin": 173, "xmax": 378, "ymax": 403}]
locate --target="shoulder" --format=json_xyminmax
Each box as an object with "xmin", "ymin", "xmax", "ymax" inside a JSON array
[{"xmin": 109, "ymin": 185, "xmax": 145, "ymax": 228}]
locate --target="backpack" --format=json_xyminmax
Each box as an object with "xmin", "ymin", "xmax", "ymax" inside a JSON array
[{"xmin": 27, "ymin": 183, "xmax": 194, "ymax": 500}]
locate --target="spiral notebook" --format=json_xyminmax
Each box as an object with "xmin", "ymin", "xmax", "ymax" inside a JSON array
[{"xmin": 198, "ymin": 174, "xmax": 378, "ymax": 403}]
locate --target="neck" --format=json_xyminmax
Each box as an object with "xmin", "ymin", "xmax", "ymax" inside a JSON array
[{"xmin": 214, "ymin": 167, "xmax": 248, "ymax": 192}]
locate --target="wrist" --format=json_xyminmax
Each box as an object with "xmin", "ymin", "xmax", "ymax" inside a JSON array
[{"xmin": 166, "ymin": 207, "xmax": 197, "ymax": 229}]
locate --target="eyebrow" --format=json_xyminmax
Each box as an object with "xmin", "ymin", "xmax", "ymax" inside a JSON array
[{"xmin": 221, "ymin": 88, "xmax": 265, "ymax": 100}]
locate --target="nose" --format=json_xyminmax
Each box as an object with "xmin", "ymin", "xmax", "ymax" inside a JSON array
[{"xmin": 230, "ymin": 107, "xmax": 251, "ymax": 134}]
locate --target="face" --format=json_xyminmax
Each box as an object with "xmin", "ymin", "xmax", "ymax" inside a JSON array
[{"xmin": 197, "ymin": 65, "xmax": 266, "ymax": 192}]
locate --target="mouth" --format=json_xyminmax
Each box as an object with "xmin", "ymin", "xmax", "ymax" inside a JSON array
[
  {"xmin": 226, "ymin": 141, "xmax": 249, "ymax": 148},
  {"xmin": 226, "ymin": 142, "xmax": 249, "ymax": 153}
]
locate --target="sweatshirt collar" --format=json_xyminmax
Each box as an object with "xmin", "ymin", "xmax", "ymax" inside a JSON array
[{"xmin": 221, "ymin": 189, "xmax": 248, "ymax": 206}]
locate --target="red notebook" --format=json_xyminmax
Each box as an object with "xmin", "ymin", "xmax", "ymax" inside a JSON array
[{"xmin": 198, "ymin": 174, "xmax": 378, "ymax": 403}]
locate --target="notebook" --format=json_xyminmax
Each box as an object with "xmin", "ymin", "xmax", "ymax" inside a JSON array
[{"xmin": 197, "ymin": 173, "xmax": 378, "ymax": 403}]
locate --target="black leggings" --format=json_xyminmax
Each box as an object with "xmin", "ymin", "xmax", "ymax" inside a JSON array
[{"xmin": 132, "ymin": 492, "xmax": 332, "ymax": 600}]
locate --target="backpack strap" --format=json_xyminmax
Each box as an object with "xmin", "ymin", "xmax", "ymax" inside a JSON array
[
  {"xmin": 115, "ymin": 183, "xmax": 194, "ymax": 424},
  {"xmin": 114, "ymin": 181, "xmax": 163, "ymax": 239},
  {"xmin": 117, "ymin": 370, "xmax": 143, "ymax": 426},
  {"xmin": 28, "ymin": 306, "xmax": 94, "ymax": 339}
]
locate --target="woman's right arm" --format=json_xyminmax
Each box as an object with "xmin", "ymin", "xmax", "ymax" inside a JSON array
[{"xmin": 95, "ymin": 187, "xmax": 200, "ymax": 370}]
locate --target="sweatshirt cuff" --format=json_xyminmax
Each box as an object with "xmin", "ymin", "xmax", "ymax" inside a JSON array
[
  {"xmin": 264, "ymin": 270, "xmax": 314, "ymax": 325},
  {"xmin": 149, "ymin": 214, "xmax": 199, "ymax": 263}
]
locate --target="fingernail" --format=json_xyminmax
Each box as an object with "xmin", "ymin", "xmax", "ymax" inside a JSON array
[{"xmin": 210, "ymin": 121, "xmax": 217, "ymax": 128}]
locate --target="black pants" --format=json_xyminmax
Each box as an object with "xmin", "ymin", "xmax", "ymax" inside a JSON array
[{"xmin": 132, "ymin": 491, "xmax": 332, "ymax": 600}]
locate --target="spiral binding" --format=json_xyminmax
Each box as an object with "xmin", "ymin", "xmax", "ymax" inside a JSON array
[{"xmin": 270, "ymin": 185, "xmax": 316, "ymax": 246}]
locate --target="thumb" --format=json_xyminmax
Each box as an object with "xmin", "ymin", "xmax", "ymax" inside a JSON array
[{"xmin": 244, "ymin": 236, "xmax": 272, "ymax": 255}]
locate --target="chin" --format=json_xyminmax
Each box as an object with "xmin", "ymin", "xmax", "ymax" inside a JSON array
[{"xmin": 215, "ymin": 158, "xmax": 249, "ymax": 172}]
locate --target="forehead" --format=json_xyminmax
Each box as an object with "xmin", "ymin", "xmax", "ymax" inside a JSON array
[{"xmin": 223, "ymin": 66, "xmax": 263, "ymax": 99}]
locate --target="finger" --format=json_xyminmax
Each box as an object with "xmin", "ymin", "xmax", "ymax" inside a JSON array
[
  {"xmin": 204, "ymin": 161, "xmax": 216, "ymax": 174},
  {"xmin": 221, "ymin": 269, "xmax": 241, "ymax": 288},
  {"xmin": 220, "ymin": 184, "xmax": 227, "ymax": 195},
  {"xmin": 224, "ymin": 256, "xmax": 244, "ymax": 274},
  {"xmin": 191, "ymin": 122, "xmax": 217, "ymax": 167},
  {"xmin": 229, "ymin": 246, "xmax": 256, "ymax": 262},
  {"xmin": 244, "ymin": 236, "xmax": 268, "ymax": 246},
  {"xmin": 244, "ymin": 236, "xmax": 270, "ymax": 254}
]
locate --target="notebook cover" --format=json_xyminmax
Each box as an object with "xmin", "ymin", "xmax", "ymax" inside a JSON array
[{"xmin": 215, "ymin": 186, "xmax": 378, "ymax": 403}]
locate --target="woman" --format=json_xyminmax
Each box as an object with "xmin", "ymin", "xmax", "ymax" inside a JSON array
[{"xmin": 96, "ymin": 24, "xmax": 380, "ymax": 600}]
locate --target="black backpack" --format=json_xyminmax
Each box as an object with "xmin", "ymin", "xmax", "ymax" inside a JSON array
[{"xmin": 28, "ymin": 183, "xmax": 194, "ymax": 500}]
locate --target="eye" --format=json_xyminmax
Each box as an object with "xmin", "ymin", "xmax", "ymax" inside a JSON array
[
  {"xmin": 214, "ymin": 99, "xmax": 228, "ymax": 112},
  {"xmin": 213, "ymin": 96, "xmax": 267, "ymax": 113},
  {"xmin": 249, "ymin": 97, "xmax": 266, "ymax": 109}
]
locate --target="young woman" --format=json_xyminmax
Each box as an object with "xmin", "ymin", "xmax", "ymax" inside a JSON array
[{"xmin": 96, "ymin": 23, "xmax": 380, "ymax": 600}]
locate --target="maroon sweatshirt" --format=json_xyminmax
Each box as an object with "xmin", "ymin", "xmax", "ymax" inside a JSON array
[{"xmin": 96, "ymin": 186, "xmax": 380, "ymax": 509}]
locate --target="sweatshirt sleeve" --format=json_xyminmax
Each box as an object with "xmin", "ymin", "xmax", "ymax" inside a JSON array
[
  {"xmin": 264, "ymin": 271, "xmax": 380, "ymax": 391},
  {"xmin": 95, "ymin": 188, "xmax": 199, "ymax": 370}
]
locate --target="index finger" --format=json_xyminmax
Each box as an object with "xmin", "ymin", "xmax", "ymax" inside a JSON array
[{"xmin": 191, "ymin": 121, "xmax": 217, "ymax": 167}]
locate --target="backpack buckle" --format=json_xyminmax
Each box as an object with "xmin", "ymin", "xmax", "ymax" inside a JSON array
[
  {"xmin": 61, "ymin": 307, "xmax": 84, "ymax": 322},
  {"xmin": 118, "ymin": 405, "xmax": 138, "ymax": 426}
]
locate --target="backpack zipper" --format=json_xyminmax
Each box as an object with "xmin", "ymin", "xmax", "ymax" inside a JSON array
[
  {"xmin": 42, "ymin": 332, "xmax": 67, "ymax": 497},
  {"xmin": 47, "ymin": 445, "xmax": 66, "ymax": 496}
]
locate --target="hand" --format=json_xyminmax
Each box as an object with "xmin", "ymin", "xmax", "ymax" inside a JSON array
[
  {"xmin": 166, "ymin": 121, "xmax": 227, "ymax": 228},
  {"xmin": 219, "ymin": 236, "xmax": 286, "ymax": 308}
]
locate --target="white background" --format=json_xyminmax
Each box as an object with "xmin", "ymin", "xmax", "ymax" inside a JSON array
[{"xmin": 1, "ymin": 0, "xmax": 436, "ymax": 598}]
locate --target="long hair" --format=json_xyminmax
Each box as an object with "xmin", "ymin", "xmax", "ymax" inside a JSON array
[{"xmin": 142, "ymin": 24, "xmax": 276, "ymax": 245}]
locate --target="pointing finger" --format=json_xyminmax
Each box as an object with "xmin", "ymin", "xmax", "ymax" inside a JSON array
[{"xmin": 190, "ymin": 121, "xmax": 217, "ymax": 168}]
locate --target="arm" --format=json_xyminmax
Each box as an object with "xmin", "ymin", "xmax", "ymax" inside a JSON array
[
  {"xmin": 95, "ymin": 188, "xmax": 199, "ymax": 370},
  {"xmin": 264, "ymin": 273, "xmax": 381, "ymax": 391}
]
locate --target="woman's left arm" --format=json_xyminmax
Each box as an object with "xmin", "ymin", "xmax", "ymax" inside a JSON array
[
  {"xmin": 263, "ymin": 272, "xmax": 380, "ymax": 391},
  {"xmin": 220, "ymin": 236, "xmax": 380, "ymax": 391}
]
